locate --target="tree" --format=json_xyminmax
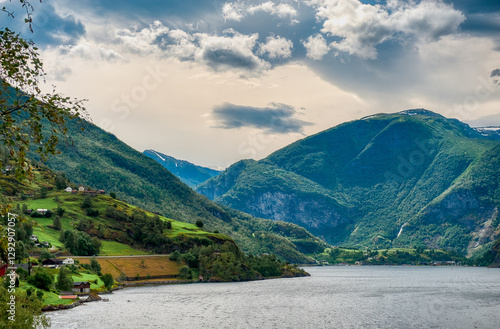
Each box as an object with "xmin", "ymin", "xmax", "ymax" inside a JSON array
[
  {"xmin": 0, "ymin": 28, "xmax": 86, "ymax": 178},
  {"xmin": 101, "ymin": 273, "xmax": 114, "ymax": 291},
  {"xmin": 169, "ymin": 250, "xmax": 181, "ymax": 262},
  {"xmin": 0, "ymin": 285, "xmax": 50, "ymax": 328},
  {"xmin": 56, "ymin": 206, "xmax": 65, "ymax": 217},
  {"xmin": 27, "ymin": 268, "xmax": 53, "ymax": 291},
  {"xmin": 55, "ymin": 266, "xmax": 73, "ymax": 292},
  {"xmin": 38, "ymin": 186, "xmax": 48, "ymax": 199},
  {"xmin": 90, "ymin": 258, "xmax": 101, "ymax": 273},
  {"xmin": 195, "ymin": 220, "xmax": 204, "ymax": 228},
  {"xmin": 81, "ymin": 196, "xmax": 93, "ymax": 209},
  {"xmin": 14, "ymin": 240, "xmax": 28, "ymax": 263},
  {"xmin": 52, "ymin": 216, "xmax": 62, "ymax": 230},
  {"xmin": 38, "ymin": 250, "xmax": 54, "ymax": 261},
  {"xmin": 0, "ymin": 1, "xmax": 87, "ymax": 178},
  {"xmin": 54, "ymin": 172, "xmax": 67, "ymax": 190}
]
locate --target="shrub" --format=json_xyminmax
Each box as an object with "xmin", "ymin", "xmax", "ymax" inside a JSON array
[
  {"xmin": 81, "ymin": 196, "xmax": 93, "ymax": 209},
  {"xmin": 179, "ymin": 266, "xmax": 191, "ymax": 279},
  {"xmin": 90, "ymin": 258, "xmax": 101, "ymax": 273},
  {"xmin": 27, "ymin": 269, "xmax": 54, "ymax": 291},
  {"xmin": 86, "ymin": 208, "xmax": 100, "ymax": 217},
  {"xmin": 195, "ymin": 220, "xmax": 204, "ymax": 228},
  {"xmin": 169, "ymin": 250, "xmax": 181, "ymax": 262},
  {"xmin": 101, "ymin": 273, "xmax": 114, "ymax": 291}
]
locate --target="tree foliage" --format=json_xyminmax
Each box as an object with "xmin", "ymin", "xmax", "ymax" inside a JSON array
[
  {"xmin": 0, "ymin": 25, "xmax": 86, "ymax": 177},
  {"xmin": 27, "ymin": 268, "xmax": 53, "ymax": 291},
  {"xmin": 101, "ymin": 273, "xmax": 114, "ymax": 291},
  {"xmin": 55, "ymin": 266, "xmax": 73, "ymax": 292},
  {"xmin": 0, "ymin": 283, "xmax": 50, "ymax": 329},
  {"xmin": 59, "ymin": 229, "xmax": 101, "ymax": 256}
]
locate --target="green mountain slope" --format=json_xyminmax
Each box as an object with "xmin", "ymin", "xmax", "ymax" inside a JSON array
[
  {"xmin": 27, "ymin": 118, "xmax": 326, "ymax": 263},
  {"xmin": 197, "ymin": 110, "xmax": 500, "ymax": 256},
  {"xmin": 143, "ymin": 149, "xmax": 220, "ymax": 188}
]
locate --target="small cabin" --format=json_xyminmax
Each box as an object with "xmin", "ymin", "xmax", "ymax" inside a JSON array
[
  {"xmin": 65, "ymin": 186, "xmax": 73, "ymax": 193},
  {"xmin": 73, "ymin": 281, "xmax": 91, "ymax": 293}
]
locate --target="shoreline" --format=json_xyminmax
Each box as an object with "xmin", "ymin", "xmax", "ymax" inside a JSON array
[{"xmin": 41, "ymin": 271, "xmax": 309, "ymax": 312}]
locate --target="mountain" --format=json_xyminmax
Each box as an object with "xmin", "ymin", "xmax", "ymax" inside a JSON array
[
  {"xmin": 197, "ymin": 109, "xmax": 500, "ymax": 257},
  {"xmin": 26, "ymin": 117, "xmax": 326, "ymax": 263},
  {"xmin": 143, "ymin": 149, "xmax": 220, "ymax": 188}
]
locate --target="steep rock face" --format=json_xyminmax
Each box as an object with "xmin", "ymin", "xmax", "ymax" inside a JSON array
[
  {"xmin": 241, "ymin": 191, "xmax": 351, "ymax": 243},
  {"xmin": 198, "ymin": 110, "xmax": 500, "ymax": 254},
  {"xmin": 197, "ymin": 160, "xmax": 253, "ymax": 200}
]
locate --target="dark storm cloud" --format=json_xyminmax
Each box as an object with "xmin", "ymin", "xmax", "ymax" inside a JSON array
[
  {"xmin": 30, "ymin": 4, "xmax": 85, "ymax": 46},
  {"xmin": 490, "ymin": 69, "xmax": 500, "ymax": 77},
  {"xmin": 202, "ymin": 47, "xmax": 261, "ymax": 70},
  {"xmin": 211, "ymin": 103, "xmax": 313, "ymax": 134}
]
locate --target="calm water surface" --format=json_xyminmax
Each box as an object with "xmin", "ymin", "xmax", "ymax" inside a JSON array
[{"xmin": 48, "ymin": 266, "xmax": 500, "ymax": 329}]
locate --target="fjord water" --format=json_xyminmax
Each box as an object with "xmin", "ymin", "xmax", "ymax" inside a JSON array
[{"xmin": 48, "ymin": 266, "xmax": 500, "ymax": 329}]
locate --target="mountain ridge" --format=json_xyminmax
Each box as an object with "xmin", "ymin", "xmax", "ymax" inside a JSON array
[
  {"xmin": 26, "ymin": 117, "xmax": 327, "ymax": 263},
  {"xmin": 197, "ymin": 110, "xmax": 500, "ymax": 257},
  {"xmin": 143, "ymin": 149, "xmax": 220, "ymax": 188}
]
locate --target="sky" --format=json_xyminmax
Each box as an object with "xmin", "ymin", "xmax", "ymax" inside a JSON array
[{"xmin": 2, "ymin": 0, "xmax": 500, "ymax": 169}]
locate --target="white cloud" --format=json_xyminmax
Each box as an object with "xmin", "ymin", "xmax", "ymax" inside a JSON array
[
  {"xmin": 389, "ymin": 1, "xmax": 466, "ymax": 41},
  {"xmin": 111, "ymin": 21, "xmax": 271, "ymax": 73},
  {"xmin": 307, "ymin": 0, "xmax": 466, "ymax": 59},
  {"xmin": 302, "ymin": 34, "xmax": 330, "ymax": 60},
  {"xmin": 222, "ymin": 1, "xmax": 298, "ymax": 23},
  {"xmin": 58, "ymin": 42, "xmax": 126, "ymax": 62},
  {"xmin": 163, "ymin": 29, "xmax": 197, "ymax": 60},
  {"xmin": 248, "ymin": 1, "xmax": 298, "ymax": 19},
  {"xmin": 114, "ymin": 20, "xmax": 169, "ymax": 55},
  {"xmin": 222, "ymin": 2, "xmax": 246, "ymax": 22},
  {"xmin": 259, "ymin": 35, "xmax": 293, "ymax": 59}
]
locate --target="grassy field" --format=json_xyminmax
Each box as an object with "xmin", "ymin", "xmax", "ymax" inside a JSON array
[
  {"xmin": 15, "ymin": 191, "xmax": 218, "ymax": 256},
  {"xmin": 100, "ymin": 241, "xmax": 149, "ymax": 256},
  {"xmin": 22, "ymin": 198, "xmax": 58, "ymax": 210},
  {"xmin": 18, "ymin": 281, "xmax": 74, "ymax": 306},
  {"xmin": 76, "ymin": 256, "xmax": 180, "ymax": 279}
]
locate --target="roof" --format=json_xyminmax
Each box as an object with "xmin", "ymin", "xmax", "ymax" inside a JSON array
[
  {"xmin": 73, "ymin": 281, "xmax": 90, "ymax": 286},
  {"xmin": 41, "ymin": 258, "xmax": 63, "ymax": 264}
]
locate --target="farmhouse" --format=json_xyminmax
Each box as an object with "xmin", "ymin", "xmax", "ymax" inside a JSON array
[
  {"xmin": 62, "ymin": 258, "xmax": 75, "ymax": 265},
  {"xmin": 73, "ymin": 281, "xmax": 91, "ymax": 293},
  {"xmin": 41, "ymin": 258, "xmax": 63, "ymax": 268},
  {"xmin": 36, "ymin": 209, "xmax": 48, "ymax": 215}
]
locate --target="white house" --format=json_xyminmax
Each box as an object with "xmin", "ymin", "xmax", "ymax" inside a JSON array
[
  {"xmin": 78, "ymin": 186, "xmax": 85, "ymax": 192},
  {"xmin": 62, "ymin": 258, "xmax": 74, "ymax": 265},
  {"xmin": 65, "ymin": 186, "xmax": 73, "ymax": 193}
]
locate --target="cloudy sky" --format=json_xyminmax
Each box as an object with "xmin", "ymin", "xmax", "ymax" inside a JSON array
[{"xmin": 2, "ymin": 0, "xmax": 500, "ymax": 169}]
